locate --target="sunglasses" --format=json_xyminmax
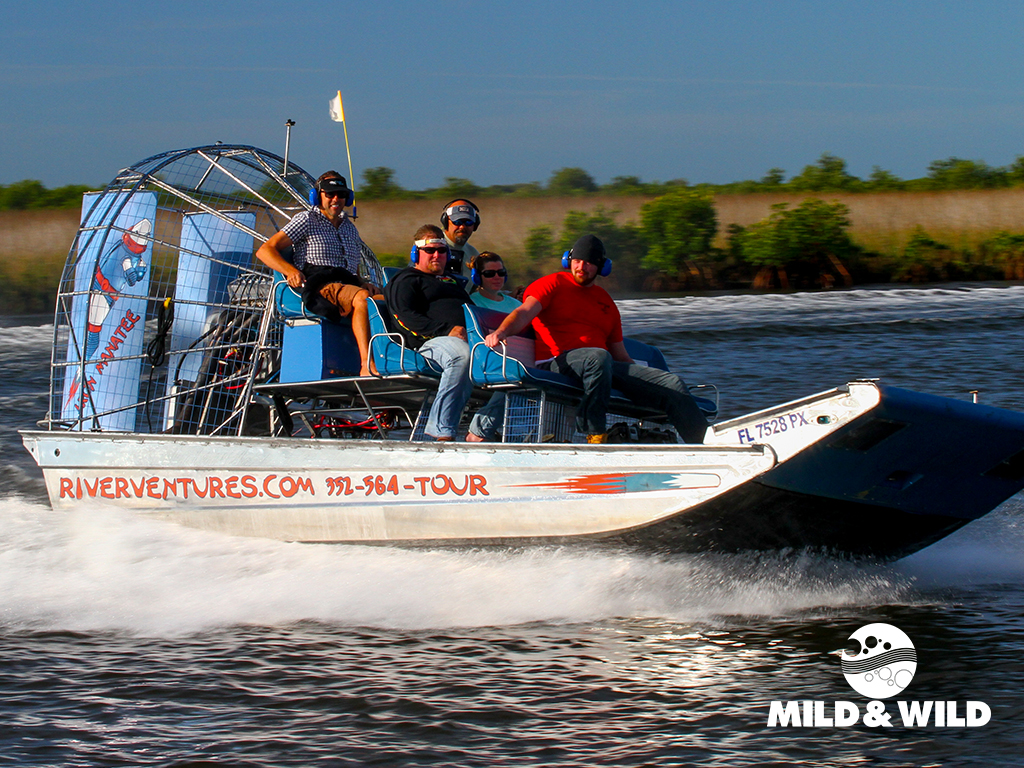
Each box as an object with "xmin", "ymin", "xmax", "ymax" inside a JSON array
[
  {"xmin": 452, "ymin": 219, "xmax": 475, "ymax": 227},
  {"xmin": 480, "ymin": 269, "xmax": 507, "ymax": 278},
  {"xmin": 321, "ymin": 190, "xmax": 346, "ymax": 198},
  {"xmin": 419, "ymin": 247, "xmax": 448, "ymax": 255}
]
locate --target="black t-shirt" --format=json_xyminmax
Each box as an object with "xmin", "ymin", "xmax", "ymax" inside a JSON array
[{"xmin": 384, "ymin": 267, "xmax": 471, "ymax": 349}]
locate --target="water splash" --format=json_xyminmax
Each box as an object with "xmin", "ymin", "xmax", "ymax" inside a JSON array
[{"xmin": 0, "ymin": 498, "xmax": 970, "ymax": 637}]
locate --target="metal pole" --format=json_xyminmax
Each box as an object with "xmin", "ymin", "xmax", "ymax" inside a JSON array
[{"xmin": 283, "ymin": 119, "xmax": 295, "ymax": 177}]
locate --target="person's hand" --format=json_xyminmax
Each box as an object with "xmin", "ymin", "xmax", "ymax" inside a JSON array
[
  {"xmin": 449, "ymin": 325, "xmax": 467, "ymax": 341},
  {"xmin": 484, "ymin": 330, "xmax": 505, "ymax": 349},
  {"xmin": 286, "ymin": 267, "xmax": 306, "ymax": 289}
]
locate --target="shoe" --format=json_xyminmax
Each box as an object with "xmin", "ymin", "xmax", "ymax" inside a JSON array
[
  {"xmin": 586, "ymin": 433, "xmax": 608, "ymax": 444},
  {"xmin": 434, "ymin": 435, "xmax": 455, "ymax": 442}
]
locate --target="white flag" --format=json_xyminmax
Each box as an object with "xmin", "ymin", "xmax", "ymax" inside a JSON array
[{"xmin": 329, "ymin": 91, "xmax": 344, "ymax": 122}]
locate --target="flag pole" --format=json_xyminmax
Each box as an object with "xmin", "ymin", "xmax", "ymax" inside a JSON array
[{"xmin": 337, "ymin": 91, "xmax": 357, "ymax": 217}]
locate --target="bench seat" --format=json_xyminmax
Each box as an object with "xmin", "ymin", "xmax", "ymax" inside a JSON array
[{"xmin": 463, "ymin": 304, "xmax": 718, "ymax": 419}]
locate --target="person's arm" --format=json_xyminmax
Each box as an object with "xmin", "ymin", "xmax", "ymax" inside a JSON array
[
  {"xmin": 484, "ymin": 296, "xmax": 542, "ymax": 348},
  {"xmin": 608, "ymin": 340, "xmax": 635, "ymax": 364},
  {"xmin": 256, "ymin": 231, "xmax": 305, "ymax": 288}
]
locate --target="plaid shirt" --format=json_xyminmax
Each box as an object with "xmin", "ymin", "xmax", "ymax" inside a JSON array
[{"xmin": 282, "ymin": 208, "xmax": 364, "ymax": 275}]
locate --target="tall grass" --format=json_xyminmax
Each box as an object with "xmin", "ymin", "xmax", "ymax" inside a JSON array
[
  {"xmin": 0, "ymin": 210, "xmax": 79, "ymax": 315},
  {"xmin": 4, "ymin": 191, "xmax": 1024, "ymax": 313}
]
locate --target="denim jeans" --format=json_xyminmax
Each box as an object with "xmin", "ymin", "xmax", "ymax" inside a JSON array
[
  {"xmin": 418, "ymin": 335, "xmax": 473, "ymax": 439},
  {"xmin": 550, "ymin": 347, "xmax": 708, "ymax": 443},
  {"xmin": 468, "ymin": 392, "xmax": 505, "ymax": 441}
]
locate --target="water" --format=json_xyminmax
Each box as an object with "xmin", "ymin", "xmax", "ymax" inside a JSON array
[{"xmin": 3, "ymin": 285, "xmax": 1024, "ymax": 766}]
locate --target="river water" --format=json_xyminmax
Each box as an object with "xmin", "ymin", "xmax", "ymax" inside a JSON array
[{"xmin": 2, "ymin": 285, "xmax": 1024, "ymax": 766}]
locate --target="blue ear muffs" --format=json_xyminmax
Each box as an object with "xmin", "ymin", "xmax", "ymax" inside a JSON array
[
  {"xmin": 310, "ymin": 183, "xmax": 355, "ymax": 208},
  {"xmin": 471, "ymin": 264, "xmax": 508, "ymax": 287},
  {"xmin": 410, "ymin": 244, "xmax": 419, "ymax": 265},
  {"xmin": 562, "ymin": 250, "xmax": 612, "ymax": 276}
]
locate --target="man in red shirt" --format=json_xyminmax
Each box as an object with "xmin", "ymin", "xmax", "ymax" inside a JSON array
[{"xmin": 484, "ymin": 234, "xmax": 707, "ymax": 443}]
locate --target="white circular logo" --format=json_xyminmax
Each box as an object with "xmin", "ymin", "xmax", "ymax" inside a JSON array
[{"xmin": 841, "ymin": 623, "xmax": 917, "ymax": 699}]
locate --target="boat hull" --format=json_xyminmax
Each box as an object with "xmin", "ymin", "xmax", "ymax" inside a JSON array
[
  {"xmin": 22, "ymin": 382, "xmax": 1024, "ymax": 558},
  {"xmin": 20, "ymin": 431, "xmax": 777, "ymax": 544}
]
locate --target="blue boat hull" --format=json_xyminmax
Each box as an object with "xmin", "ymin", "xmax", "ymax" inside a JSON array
[{"xmin": 615, "ymin": 385, "xmax": 1024, "ymax": 559}]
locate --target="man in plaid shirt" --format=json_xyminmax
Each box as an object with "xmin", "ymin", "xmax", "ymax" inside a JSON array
[{"xmin": 257, "ymin": 171, "xmax": 382, "ymax": 376}]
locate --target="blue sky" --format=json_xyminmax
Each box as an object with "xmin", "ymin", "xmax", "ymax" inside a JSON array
[{"xmin": 3, "ymin": 0, "xmax": 1024, "ymax": 189}]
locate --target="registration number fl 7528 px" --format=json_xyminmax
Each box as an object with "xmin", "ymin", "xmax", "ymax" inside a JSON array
[{"xmin": 737, "ymin": 411, "xmax": 810, "ymax": 444}]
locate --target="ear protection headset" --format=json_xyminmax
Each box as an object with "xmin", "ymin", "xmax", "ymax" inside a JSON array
[
  {"xmin": 562, "ymin": 250, "xmax": 613, "ymax": 277},
  {"xmin": 471, "ymin": 258, "xmax": 508, "ymax": 287},
  {"xmin": 440, "ymin": 199, "xmax": 481, "ymax": 230},
  {"xmin": 309, "ymin": 178, "xmax": 355, "ymax": 208}
]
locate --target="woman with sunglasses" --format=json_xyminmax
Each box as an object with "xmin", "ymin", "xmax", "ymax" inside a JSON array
[
  {"xmin": 466, "ymin": 252, "xmax": 520, "ymax": 442},
  {"xmin": 468, "ymin": 252, "xmax": 520, "ymax": 313}
]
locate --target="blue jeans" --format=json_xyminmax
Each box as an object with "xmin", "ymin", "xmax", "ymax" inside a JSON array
[
  {"xmin": 418, "ymin": 335, "xmax": 473, "ymax": 439},
  {"xmin": 549, "ymin": 347, "xmax": 708, "ymax": 443},
  {"xmin": 468, "ymin": 393, "xmax": 505, "ymax": 441}
]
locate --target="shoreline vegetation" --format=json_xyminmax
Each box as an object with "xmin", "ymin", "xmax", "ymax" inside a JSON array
[{"xmin": 4, "ymin": 153, "xmax": 1024, "ymax": 313}]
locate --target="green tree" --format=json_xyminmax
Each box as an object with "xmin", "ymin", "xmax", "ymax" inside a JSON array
[
  {"xmin": 360, "ymin": 167, "xmax": 404, "ymax": 199},
  {"xmin": 522, "ymin": 224, "xmax": 558, "ymax": 283},
  {"xmin": 788, "ymin": 153, "xmax": 860, "ymax": 192},
  {"xmin": 436, "ymin": 177, "xmax": 482, "ymax": 200},
  {"xmin": 760, "ymin": 168, "xmax": 786, "ymax": 187},
  {"xmin": 603, "ymin": 175, "xmax": 645, "ymax": 195},
  {"xmin": 926, "ymin": 158, "xmax": 1008, "ymax": 190},
  {"xmin": 556, "ymin": 208, "xmax": 649, "ymax": 290},
  {"xmin": 0, "ymin": 180, "xmax": 94, "ymax": 210},
  {"xmin": 638, "ymin": 189, "xmax": 718, "ymax": 273},
  {"xmin": 738, "ymin": 199, "xmax": 855, "ymax": 289},
  {"xmin": 866, "ymin": 166, "xmax": 904, "ymax": 191},
  {"xmin": 547, "ymin": 167, "xmax": 597, "ymax": 195}
]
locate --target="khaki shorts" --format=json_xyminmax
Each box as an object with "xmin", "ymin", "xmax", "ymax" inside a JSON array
[{"xmin": 318, "ymin": 282, "xmax": 365, "ymax": 317}]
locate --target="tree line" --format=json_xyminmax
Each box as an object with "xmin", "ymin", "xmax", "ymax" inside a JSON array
[
  {"xmin": 516, "ymin": 191, "xmax": 1024, "ymax": 295},
  {"xmin": 359, "ymin": 153, "xmax": 1024, "ymax": 200},
  {"xmin": 7, "ymin": 152, "xmax": 1024, "ymax": 210}
]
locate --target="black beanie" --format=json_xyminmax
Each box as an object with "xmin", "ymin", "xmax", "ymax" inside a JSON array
[{"xmin": 570, "ymin": 234, "xmax": 606, "ymax": 266}]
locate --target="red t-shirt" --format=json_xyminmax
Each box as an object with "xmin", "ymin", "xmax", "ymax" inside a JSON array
[{"xmin": 524, "ymin": 272, "xmax": 623, "ymax": 361}]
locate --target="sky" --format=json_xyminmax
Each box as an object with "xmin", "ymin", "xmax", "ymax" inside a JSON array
[{"xmin": 3, "ymin": 0, "xmax": 1024, "ymax": 190}]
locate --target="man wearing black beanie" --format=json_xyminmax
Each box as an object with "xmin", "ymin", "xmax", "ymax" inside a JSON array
[{"xmin": 483, "ymin": 234, "xmax": 707, "ymax": 443}]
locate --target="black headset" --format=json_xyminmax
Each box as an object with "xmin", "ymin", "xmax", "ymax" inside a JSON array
[{"xmin": 440, "ymin": 199, "xmax": 480, "ymax": 230}]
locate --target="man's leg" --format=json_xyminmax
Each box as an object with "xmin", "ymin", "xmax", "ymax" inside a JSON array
[
  {"xmin": 467, "ymin": 392, "xmax": 505, "ymax": 441},
  {"xmin": 610, "ymin": 362, "xmax": 708, "ymax": 443},
  {"xmin": 419, "ymin": 336, "xmax": 473, "ymax": 440},
  {"xmin": 319, "ymin": 282, "xmax": 377, "ymax": 376},
  {"xmin": 551, "ymin": 347, "xmax": 612, "ymax": 437}
]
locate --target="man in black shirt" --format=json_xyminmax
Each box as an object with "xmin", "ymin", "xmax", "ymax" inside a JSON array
[{"xmin": 384, "ymin": 225, "xmax": 473, "ymax": 441}]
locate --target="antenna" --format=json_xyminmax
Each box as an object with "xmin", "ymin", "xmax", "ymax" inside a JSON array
[{"xmin": 283, "ymin": 119, "xmax": 295, "ymax": 177}]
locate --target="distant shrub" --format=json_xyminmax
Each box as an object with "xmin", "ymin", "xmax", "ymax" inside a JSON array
[
  {"xmin": 547, "ymin": 167, "xmax": 598, "ymax": 196},
  {"xmin": 0, "ymin": 180, "xmax": 93, "ymax": 210},
  {"xmin": 639, "ymin": 189, "xmax": 718, "ymax": 274}
]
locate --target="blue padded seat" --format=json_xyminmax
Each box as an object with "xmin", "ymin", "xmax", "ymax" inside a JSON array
[
  {"xmin": 366, "ymin": 299, "xmax": 443, "ymax": 378},
  {"xmin": 463, "ymin": 304, "xmax": 717, "ymax": 418},
  {"xmin": 274, "ymin": 280, "xmax": 361, "ymax": 381}
]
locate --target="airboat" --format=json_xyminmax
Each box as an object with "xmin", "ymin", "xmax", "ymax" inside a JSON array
[{"xmin": 20, "ymin": 144, "xmax": 1024, "ymax": 559}]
